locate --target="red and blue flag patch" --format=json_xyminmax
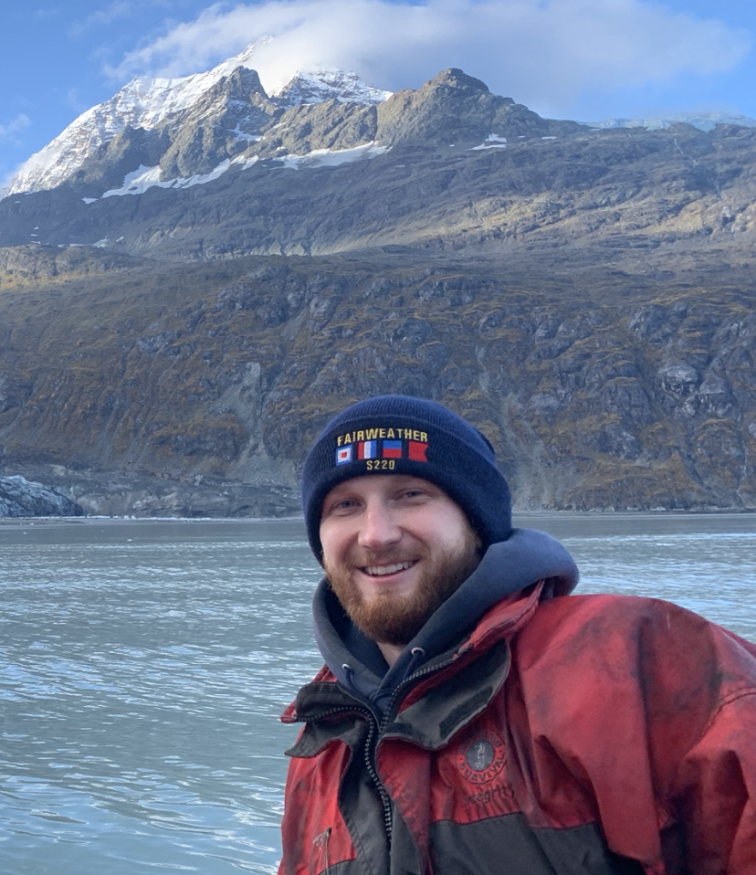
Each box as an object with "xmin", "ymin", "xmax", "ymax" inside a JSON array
[{"xmin": 382, "ymin": 440, "xmax": 403, "ymax": 459}]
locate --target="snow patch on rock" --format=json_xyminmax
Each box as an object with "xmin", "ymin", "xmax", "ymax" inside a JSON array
[
  {"xmin": 273, "ymin": 142, "xmax": 390, "ymax": 170},
  {"xmin": 469, "ymin": 134, "xmax": 507, "ymax": 150},
  {"xmin": 100, "ymin": 159, "xmax": 252, "ymax": 198},
  {"xmin": 96, "ymin": 143, "xmax": 387, "ymax": 196}
]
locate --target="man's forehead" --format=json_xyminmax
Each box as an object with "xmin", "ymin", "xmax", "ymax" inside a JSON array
[{"xmin": 325, "ymin": 473, "xmax": 442, "ymax": 500}]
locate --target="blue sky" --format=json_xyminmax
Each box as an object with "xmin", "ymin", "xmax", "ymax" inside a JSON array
[{"xmin": 1, "ymin": 0, "xmax": 755, "ymax": 186}]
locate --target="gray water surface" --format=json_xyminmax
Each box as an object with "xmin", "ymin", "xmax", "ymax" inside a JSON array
[{"xmin": 0, "ymin": 514, "xmax": 754, "ymax": 873}]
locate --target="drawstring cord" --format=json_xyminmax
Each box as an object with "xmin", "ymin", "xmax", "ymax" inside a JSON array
[{"xmin": 408, "ymin": 646, "xmax": 426, "ymax": 675}]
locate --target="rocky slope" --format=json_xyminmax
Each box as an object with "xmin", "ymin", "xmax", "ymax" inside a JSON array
[
  {"xmin": 0, "ymin": 244, "xmax": 753, "ymax": 516},
  {"xmin": 0, "ymin": 64, "xmax": 754, "ymax": 516}
]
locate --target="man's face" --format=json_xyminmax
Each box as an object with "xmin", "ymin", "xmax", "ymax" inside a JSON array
[{"xmin": 320, "ymin": 474, "xmax": 481, "ymax": 646}]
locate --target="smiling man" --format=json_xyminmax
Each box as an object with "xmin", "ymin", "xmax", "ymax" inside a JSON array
[
  {"xmin": 320, "ymin": 473, "xmax": 481, "ymax": 664},
  {"xmin": 279, "ymin": 395, "xmax": 756, "ymax": 875}
]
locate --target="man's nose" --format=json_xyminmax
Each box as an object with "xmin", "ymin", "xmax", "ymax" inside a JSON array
[{"xmin": 358, "ymin": 499, "xmax": 401, "ymax": 550}]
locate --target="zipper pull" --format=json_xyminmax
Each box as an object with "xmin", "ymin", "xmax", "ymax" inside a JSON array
[{"xmin": 312, "ymin": 826, "xmax": 332, "ymax": 874}]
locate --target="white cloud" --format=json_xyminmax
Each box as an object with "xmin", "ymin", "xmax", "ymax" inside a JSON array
[
  {"xmin": 69, "ymin": 1, "xmax": 133, "ymax": 37},
  {"xmin": 107, "ymin": 0, "xmax": 752, "ymax": 115},
  {"xmin": 0, "ymin": 114, "xmax": 32, "ymax": 144}
]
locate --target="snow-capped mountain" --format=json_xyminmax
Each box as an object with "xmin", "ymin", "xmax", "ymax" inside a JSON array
[
  {"xmin": 6, "ymin": 43, "xmax": 391, "ymax": 196},
  {"xmin": 275, "ymin": 68, "xmax": 392, "ymax": 106},
  {"xmin": 3, "ymin": 64, "xmax": 755, "ymax": 272},
  {"xmin": 587, "ymin": 111, "xmax": 756, "ymax": 133},
  {"xmin": 9, "ymin": 34, "xmax": 756, "ymax": 203}
]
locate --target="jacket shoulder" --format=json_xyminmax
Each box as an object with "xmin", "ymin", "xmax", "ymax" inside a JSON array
[
  {"xmin": 511, "ymin": 593, "xmax": 756, "ymax": 759},
  {"xmin": 522, "ymin": 590, "xmax": 752, "ymax": 638},
  {"xmin": 516, "ymin": 592, "xmax": 756, "ymax": 675}
]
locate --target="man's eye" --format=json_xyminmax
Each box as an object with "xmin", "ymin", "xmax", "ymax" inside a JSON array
[{"xmin": 328, "ymin": 498, "xmax": 357, "ymax": 513}]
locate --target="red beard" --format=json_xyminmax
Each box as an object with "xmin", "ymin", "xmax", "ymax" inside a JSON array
[{"xmin": 325, "ymin": 532, "xmax": 481, "ymax": 647}]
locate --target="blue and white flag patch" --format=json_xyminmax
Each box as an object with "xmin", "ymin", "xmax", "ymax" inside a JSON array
[{"xmin": 336, "ymin": 445, "xmax": 353, "ymax": 465}]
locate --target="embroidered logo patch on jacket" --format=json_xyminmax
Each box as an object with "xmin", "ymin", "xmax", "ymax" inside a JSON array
[{"xmin": 456, "ymin": 731, "xmax": 506, "ymax": 785}]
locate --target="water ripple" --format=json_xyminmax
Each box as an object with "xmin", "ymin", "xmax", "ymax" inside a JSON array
[{"xmin": 0, "ymin": 516, "xmax": 754, "ymax": 873}]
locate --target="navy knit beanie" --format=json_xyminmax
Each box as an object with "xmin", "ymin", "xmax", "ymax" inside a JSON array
[{"xmin": 302, "ymin": 395, "xmax": 512, "ymax": 561}]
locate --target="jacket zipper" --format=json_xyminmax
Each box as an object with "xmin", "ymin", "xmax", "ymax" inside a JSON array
[
  {"xmin": 363, "ymin": 716, "xmax": 394, "ymax": 838},
  {"xmin": 380, "ymin": 637, "xmax": 512, "ymax": 730},
  {"xmin": 369, "ymin": 655, "xmax": 461, "ymax": 841},
  {"xmin": 297, "ymin": 653, "xmax": 466, "ymax": 850},
  {"xmin": 294, "ymin": 703, "xmax": 394, "ymax": 839}
]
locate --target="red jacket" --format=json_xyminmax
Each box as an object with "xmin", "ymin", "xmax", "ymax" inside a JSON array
[{"xmin": 279, "ymin": 585, "xmax": 756, "ymax": 874}]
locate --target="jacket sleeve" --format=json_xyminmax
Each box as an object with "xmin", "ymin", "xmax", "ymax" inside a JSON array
[
  {"xmin": 663, "ymin": 680, "xmax": 756, "ymax": 872},
  {"xmin": 513, "ymin": 595, "xmax": 756, "ymax": 875}
]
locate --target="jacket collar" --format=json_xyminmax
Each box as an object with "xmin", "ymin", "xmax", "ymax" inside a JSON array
[{"xmin": 283, "ymin": 582, "xmax": 545, "ymax": 749}]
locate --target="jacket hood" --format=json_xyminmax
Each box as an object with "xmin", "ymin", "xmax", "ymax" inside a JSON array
[{"xmin": 312, "ymin": 527, "xmax": 579, "ymax": 711}]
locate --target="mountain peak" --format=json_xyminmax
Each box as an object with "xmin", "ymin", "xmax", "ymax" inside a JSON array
[
  {"xmin": 5, "ymin": 46, "xmax": 389, "ymax": 196},
  {"xmin": 424, "ymin": 68, "xmax": 490, "ymax": 94},
  {"xmin": 273, "ymin": 68, "xmax": 392, "ymax": 107}
]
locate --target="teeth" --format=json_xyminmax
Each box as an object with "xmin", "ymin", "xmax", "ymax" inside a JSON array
[{"xmin": 364, "ymin": 561, "xmax": 414, "ymax": 577}]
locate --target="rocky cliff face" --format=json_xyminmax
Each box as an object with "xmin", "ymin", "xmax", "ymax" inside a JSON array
[
  {"xmin": 0, "ymin": 64, "xmax": 754, "ymax": 516},
  {"xmin": 0, "ymin": 246, "xmax": 753, "ymax": 515},
  {"xmin": 0, "ymin": 475, "xmax": 83, "ymax": 517}
]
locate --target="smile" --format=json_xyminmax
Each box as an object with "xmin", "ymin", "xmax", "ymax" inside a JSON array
[{"xmin": 362, "ymin": 561, "xmax": 417, "ymax": 577}]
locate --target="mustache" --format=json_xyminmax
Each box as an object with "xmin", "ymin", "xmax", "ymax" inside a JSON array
[
  {"xmin": 340, "ymin": 548, "xmax": 424, "ymax": 568},
  {"xmin": 355, "ymin": 550, "xmax": 420, "ymax": 564}
]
